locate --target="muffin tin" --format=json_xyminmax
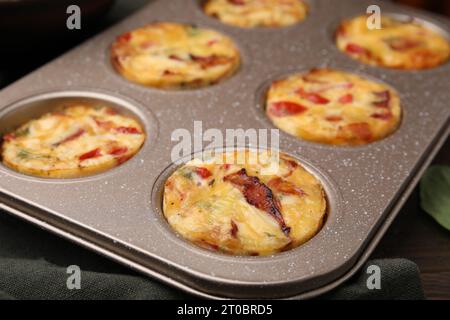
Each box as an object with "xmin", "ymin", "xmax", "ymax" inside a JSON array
[{"xmin": 0, "ymin": 0, "xmax": 449, "ymax": 299}]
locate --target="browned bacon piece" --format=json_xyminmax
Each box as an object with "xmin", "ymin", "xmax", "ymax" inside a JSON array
[
  {"xmin": 268, "ymin": 178, "xmax": 305, "ymax": 197},
  {"xmin": 224, "ymin": 169, "xmax": 291, "ymax": 235},
  {"xmin": 189, "ymin": 54, "xmax": 231, "ymax": 69},
  {"xmin": 373, "ymin": 90, "xmax": 391, "ymax": 108}
]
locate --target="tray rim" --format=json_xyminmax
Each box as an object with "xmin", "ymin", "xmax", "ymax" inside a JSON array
[
  {"xmin": 0, "ymin": 0, "xmax": 449, "ymax": 299},
  {"xmin": 1, "ymin": 124, "xmax": 447, "ymax": 299}
]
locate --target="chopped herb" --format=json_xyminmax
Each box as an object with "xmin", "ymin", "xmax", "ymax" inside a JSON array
[
  {"xmin": 265, "ymin": 232, "xmax": 276, "ymax": 238},
  {"xmin": 180, "ymin": 167, "xmax": 193, "ymax": 180},
  {"xmin": 15, "ymin": 127, "xmax": 30, "ymax": 137},
  {"xmin": 16, "ymin": 149, "xmax": 47, "ymax": 160},
  {"xmin": 186, "ymin": 25, "xmax": 201, "ymax": 37},
  {"xmin": 197, "ymin": 201, "xmax": 212, "ymax": 209},
  {"xmin": 17, "ymin": 149, "xmax": 33, "ymax": 160}
]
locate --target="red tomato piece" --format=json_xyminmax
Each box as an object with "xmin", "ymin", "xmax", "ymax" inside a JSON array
[
  {"xmin": 228, "ymin": 0, "xmax": 245, "ymax": 5},
  {"xmin": 117, "ymin": 155, "xmax": 132, "ymax": 165},
  {"xmin": 114, "ymin": 127, "xmax": 141, "ymax": 134},
  {"xmin": 346, "ymin": 43, "xmax": 369, "ymax": 55},
  {"xmin": 207, "ymin": 39, "xmax": 219, "ymax": 46},
  {"xmin": 268, "ymin": 101, "xmax": 308, "ymax": 117},
  {"xmin": 346, "ymin": 123, "xmax": 373, "ymax": 142},
  {"xmin": 108, "ymin": 146, "xmax": 128, "ymax": 156},
  {"xmin": 230, "ymin": 220, "xmax": 239, "ymax": 238},
  {"xmin": 163, "ymin": 70, "xmax": 180, "ymax": 76},
  {"xmin": 79, "ymin": 148, "xmax": 102, "ymax": 161},
  {"xmin": 386, "ymin": 37, "xmax": 420, "ymax": 51},
  {"xmin": 338, "ymin": 94, "xmax": 353, "ymax": 104},
  {"xmin": 3, "ymin": 133, "xmax": 15, "ymax": 142},
  {"xmin": 371, "ymin": 112, "xmax": 393, "ymax": 120},
  {"xmin": 95, "ymin": 119, "xmax": 117, "ymax": 132},
  {"xmin": 195, "ymin": 167, "xmax": 212, "ymax": 179},
  {"xmin": 326, "ymin": 115, "xmax": 343, "ymax": 122},
  {"xmin": 373, "ymin": 91, "xmax": 391, "ymax": 108},
  {"xmin": 297, "ymin": 88, "xmax": 330, "ymax": 104},
  {"xmin": 118, "ymin": 32, "xmax": 132, "ymax": 42},
  {"xmin": 105, "ymin": 108, "xmax": 118, "ymax": 116},
  {"xmin": 168, "ymin": 54, "xmax": 184, "ymax": 61},
  {"xmin": 189, "ymin": 54, "xmax": 229, "ymax": 69}
]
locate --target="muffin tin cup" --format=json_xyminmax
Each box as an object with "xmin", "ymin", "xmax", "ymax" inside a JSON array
[
  {"xmin": 0, "ymin": 0, "xmax": 449, "ymax": 299},
  {"xmin": 0, "ymin": 89, "xmax": 159, "ymax": 182}
]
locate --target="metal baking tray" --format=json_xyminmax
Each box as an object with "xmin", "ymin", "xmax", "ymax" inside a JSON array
[{"xmin": 0, "ymin": 0, "xmax": 449, "ymax": 299}]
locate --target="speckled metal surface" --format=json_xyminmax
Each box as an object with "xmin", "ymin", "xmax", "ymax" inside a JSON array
[{"xmin": 0, "ymin": 0, "xmax": 449, "ymax": 299}]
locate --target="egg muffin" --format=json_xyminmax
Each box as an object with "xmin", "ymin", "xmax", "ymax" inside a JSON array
[
  {"xmin": 1, "ymin": 104, "xmax": 145, "ymax": 178},
  {"xmin": 336, "ymin": 15, "xmax": 450, "ymax": 70},
  {"xmin": 163, "ymin": 149, "xmax": 327, "ymax": 256},
  {"xmin": 266, "ymin": 69, "xmax": 402, "ymax": 146},
  {"xmin": 111, "ymin": 22, "xmax": 241, "ymax": 89},
  {"xmin": 203, "ymin": 0, "xmax": 308, "ymax": 28}
]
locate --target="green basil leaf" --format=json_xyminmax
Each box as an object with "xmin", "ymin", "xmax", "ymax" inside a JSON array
[{"xmin": 420, "ymin": 165, "xmax": 450, "ymax": 231}]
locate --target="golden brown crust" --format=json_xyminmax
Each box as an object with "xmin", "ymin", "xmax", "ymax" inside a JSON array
[
  {"xmin": 163, "ymin": 150, "xmax": 327, "ymax": 256},
  {"xmin": 1, "ymin": 104, "xmax": 146, "ymax": 178},
  {"xmin": 110, "ymin": 22, "xmax": 241, "ymax": 89},
  {"xmin": 203, "ymin": 0, "xmax": 309, "ymax": 28},
  {"xmin": 336, "ymin": 15, "xmax": 450, "ymax": 70},
  {"xmin": 265, "ymin": 69, "xmax": 402, "ymax": 146}
]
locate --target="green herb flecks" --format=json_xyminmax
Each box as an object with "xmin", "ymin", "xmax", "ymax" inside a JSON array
[
  {"xmin": 186, "ymin": 25, "xmax": 202, "ymax": 37},
  {"xmin": 16, "ymin": 149, "xmax": 47, "ymax": 160},
  {"xmin": 179, "ymin": 167, "xmax": 194, "ymax": 180},
  {"xmin": 14, "ymin": 126, "xmax": 30, "ymax": 138}
]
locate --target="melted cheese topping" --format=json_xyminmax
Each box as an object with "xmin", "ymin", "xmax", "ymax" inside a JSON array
[
  {"xmin": 336, "ymin": 15, "xmax": 450, "ymax": 70},
  {"xmin": 204, "ymin": 0, "xmax": 308, "ymax": 28},
  {"xmin": 266, "ymin": 69, "xmax": 402, "ymax": 146},
  {"xmin": 163, "ymin": 150, "xmax": 327, "ymax": 256},
  {"xmin": 1, "ymin": 104, "xmax": 145, "ymax": 178},
  {"xmin": 111, "ymin": 22, "xmax": 241, "ymax": 89}
]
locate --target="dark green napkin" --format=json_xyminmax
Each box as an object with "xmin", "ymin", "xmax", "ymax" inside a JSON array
[
  {"xmin": 323, "ymin": 259, "xmax": 424, "ymax": 300},
  {"xmin": 0, "ymin": 211, "xmax": 424, "ymax": 300}
]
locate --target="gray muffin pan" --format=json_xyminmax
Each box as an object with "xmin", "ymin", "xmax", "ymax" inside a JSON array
[{"xmin": 0, "ymin": 0, "xmax": 449, "ymax": 299}]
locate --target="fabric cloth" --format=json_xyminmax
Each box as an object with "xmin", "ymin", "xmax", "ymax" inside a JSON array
[{"xmin": 0, "ymin": 210, "xmax": 424, "ymax": 300}]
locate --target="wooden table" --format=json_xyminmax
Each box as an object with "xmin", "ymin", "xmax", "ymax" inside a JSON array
[{"xmin": 372, "ymin": 137, "xmax": 450, "ymax": 300}]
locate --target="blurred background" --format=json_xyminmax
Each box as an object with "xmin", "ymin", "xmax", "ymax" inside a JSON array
[
  {"xmin": 394, "ymin": 0, "xmax": 450, "ymax": 15},
  {"xmin": 0, "ymin": 0, "xmax": 449, "ymax": 89}
]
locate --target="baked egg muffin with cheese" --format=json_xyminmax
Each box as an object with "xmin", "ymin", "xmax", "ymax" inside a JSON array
[
  {"xmin": 1, "ymin": 103, "xmax": 145, "ymax": 178},
  {"xmin": 163, "ymin": 149, "xmax": 327, "ymax": 256},
  {"xmin": 203, "ymin": 0, "xmax": 309, "ymax": 28},
  {"xmin": 111, "ymin": 22, "xmax": 241, "ymax": 89},
  {"xmin": 336, "ymin": 15, "xmax": 450, "ymax": 70},
  {"xmin": 266, "ymin": 69, "xmax": 402, "ymax": 146}
]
